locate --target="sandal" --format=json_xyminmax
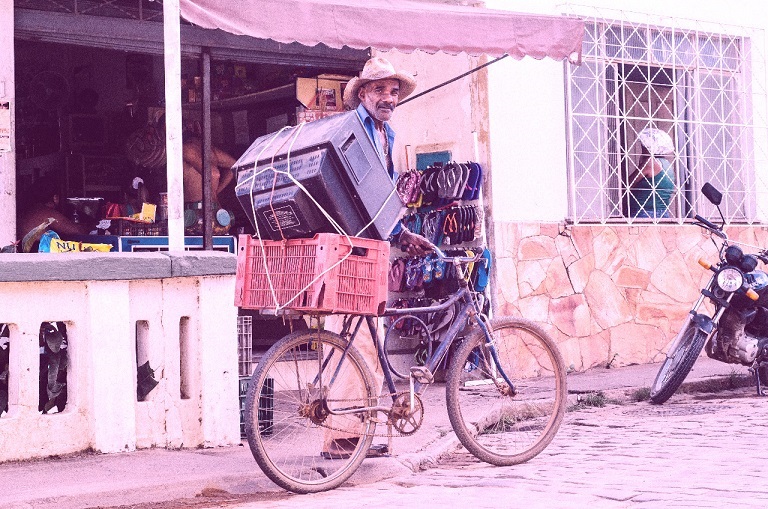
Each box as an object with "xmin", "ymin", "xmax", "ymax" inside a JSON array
[
  {"xmin": 422, "ymin": 254, "xmax": 435, "ymax": 284},
  {"xmin": 433, "ymin": 257, "xmax": 446, "ymax": 280},
  {"xmin": 405, "ymin": 258, "xmax": 424, "ymax": 291}
]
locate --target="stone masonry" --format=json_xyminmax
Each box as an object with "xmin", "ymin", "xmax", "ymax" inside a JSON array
[{"xmin": 493, "ymin": 222, "xmax": 768, "ymax": 371}]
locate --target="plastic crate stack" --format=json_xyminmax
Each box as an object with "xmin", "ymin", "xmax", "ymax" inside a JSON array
[{"xmin": 237, "ymin": 315, "xmax": 253, "ymax": 377}]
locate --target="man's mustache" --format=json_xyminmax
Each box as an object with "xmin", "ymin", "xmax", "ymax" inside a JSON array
[{"xmin": 376, "ymin": 102, "xmax": 395, "ymax": 111}]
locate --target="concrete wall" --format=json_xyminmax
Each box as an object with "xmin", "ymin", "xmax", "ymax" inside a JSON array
[
  {"xmin": 482, "ymin": 0, "xmax": 768, "ymax": 222},
  {"xmin": 0, "ymin": 252, "xmax": 240, "ymax": 462},
  {"xmin": 479, "ymin": 0, "xmax": 768, "ymax": 367},
  {"xmin": 0, "ymin": 0, "xmax": 15, "ymax": 246}
]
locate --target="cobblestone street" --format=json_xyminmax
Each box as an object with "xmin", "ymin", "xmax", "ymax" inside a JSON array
[
  {"xmin": 3, "ymin": 360, "xmax": 763, "ymax": 509},
  {"xmin": 212, "ymin": 387, "xmax": 768, "ymax": 509}
]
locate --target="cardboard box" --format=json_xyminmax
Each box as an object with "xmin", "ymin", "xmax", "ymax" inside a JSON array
[
  {"xmin": 295, "ymin": 75, "xmax": 353, "ymax": 112},
  {"xmin": 295, "ymin": 107, "xmax": 345, "ymax": 124}
]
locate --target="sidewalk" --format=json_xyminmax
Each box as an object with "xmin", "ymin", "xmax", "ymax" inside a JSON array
[{"xmin": 0, "ymin": 357, "xmax": 754, "ymax": 509}]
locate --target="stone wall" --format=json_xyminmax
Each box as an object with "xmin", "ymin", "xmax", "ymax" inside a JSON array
[{"xmin": 493, "ymin": 222, "xmax": 768, "ymax": 371}]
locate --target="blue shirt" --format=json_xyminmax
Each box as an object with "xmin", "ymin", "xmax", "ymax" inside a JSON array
[
  {"xmin": 356, "ymin": 103, "xmax": 396, "ymax": 179},
  {"xmin": 629, "ymin": 157, "xmax": 675, "ymax": 219},
  {"xmin": 355, "ymin": 103, "xmax": 402, "ymax": 238}
]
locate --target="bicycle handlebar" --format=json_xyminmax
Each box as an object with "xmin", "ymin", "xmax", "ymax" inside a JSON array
[{"xmin": 431, "ymin": 244, "xmax": 484, "ymax": 264}]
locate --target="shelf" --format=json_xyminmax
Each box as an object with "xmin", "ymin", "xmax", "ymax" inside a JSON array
[{"xmin": 182, "ymin": 83, "xmax": 296, "ymax": 112}]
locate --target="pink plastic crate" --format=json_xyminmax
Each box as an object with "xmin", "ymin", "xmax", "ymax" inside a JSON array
[{"xmin": 235, "ymin": 234, "xmax": 390, "ymax": 316}]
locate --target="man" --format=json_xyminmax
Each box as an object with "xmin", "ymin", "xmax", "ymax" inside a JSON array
[
  {"xmin": 181, "ymin": 129, "xmax": 236, "ymax": 206},
  {"xmin": 143, "ymin": 115, "xmax": 236, "ymax": 209},
  {"xmin": 343, "ymin": 57, "xmax": 433, "ymax": 256},
  {"xmin": 322, "ymin": 57, "xmax": 432, "ymax": 459},
  {"xmin": 147, "ymin": 116, "xmax": 237, "ymax": 233}
]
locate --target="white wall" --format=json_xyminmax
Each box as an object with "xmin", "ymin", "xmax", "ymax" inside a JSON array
[
  {"xmin": 486, "ymin": 56, "xmax": 569, "ymax": 221},
  {"xmin": 0, "ymin": 254, "xmax": 240, "ymax": 462},
  {"xmin": 0, "ymin": 0, "xmax": 15, "ymax": 246}
]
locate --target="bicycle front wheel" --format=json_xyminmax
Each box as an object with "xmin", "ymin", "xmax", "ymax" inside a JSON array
[
  {"xmin": 446, "ymin": 317, "xmax": 567, "ymax": 466},
  {"xmin": 245, "ymin": 329, "xmax": 377, "ymax": 494}
]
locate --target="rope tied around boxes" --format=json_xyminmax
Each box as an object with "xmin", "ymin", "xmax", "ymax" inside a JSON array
[{"xmin": 238, "ymin": 122, "xmax": 399, "ymax": 312}]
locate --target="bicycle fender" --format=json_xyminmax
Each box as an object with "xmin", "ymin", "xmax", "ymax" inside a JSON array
[{"xmin": 692, "ymin": 313, "xmax": 714, "ymax": 334}]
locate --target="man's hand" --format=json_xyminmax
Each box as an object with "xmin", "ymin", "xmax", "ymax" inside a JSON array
[{"xmin": 399, "ymin": 228, "xmax": 435, "ymax": 257}]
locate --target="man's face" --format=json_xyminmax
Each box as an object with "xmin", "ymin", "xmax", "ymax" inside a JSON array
[{"xmin": 358, "ymin": 78, "xmax": 400, "ymax": 122}]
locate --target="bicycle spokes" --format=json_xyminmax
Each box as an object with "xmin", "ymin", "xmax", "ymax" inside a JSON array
[{"xmin": 446, "ymin": 318, "xmax": 567, "ymax": 466}]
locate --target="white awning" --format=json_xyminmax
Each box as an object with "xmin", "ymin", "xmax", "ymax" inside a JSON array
[{"xmin": 178, "ymin": 0, "xmax": 584, "ymax": 63}]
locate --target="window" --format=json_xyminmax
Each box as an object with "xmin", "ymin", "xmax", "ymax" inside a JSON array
[{"xmin": 566, "ymin": 13, "xmax": 768, "ymax": 224}]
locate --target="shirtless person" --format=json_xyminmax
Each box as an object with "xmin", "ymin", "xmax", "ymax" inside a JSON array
[{"xmin": 181, "ymin": 132, "xmax": 236, "ymax": 205}]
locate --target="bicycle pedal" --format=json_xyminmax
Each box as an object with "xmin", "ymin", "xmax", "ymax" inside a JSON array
[{"xmin": 410, "ymin": 366, "xmax": 434, "ymax": 384}]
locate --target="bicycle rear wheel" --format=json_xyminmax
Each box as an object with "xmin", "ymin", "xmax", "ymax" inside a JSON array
[
  {"xmin": 245, "ymin": 329, "xmax": 377, "ymax": 494},
  {"xmin": 446, "ymin": 317, "xmax": 567, "ymax": 466}
]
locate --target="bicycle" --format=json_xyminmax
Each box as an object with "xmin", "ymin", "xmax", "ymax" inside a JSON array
[{"xmin": 243, "ymin": 247, "xmax": 567, "ymax": 494}]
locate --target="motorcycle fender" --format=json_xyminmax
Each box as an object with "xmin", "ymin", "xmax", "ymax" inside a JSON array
[{"xmin": 692, "ymin": 313, "xmax": 714, "ymax": 334}]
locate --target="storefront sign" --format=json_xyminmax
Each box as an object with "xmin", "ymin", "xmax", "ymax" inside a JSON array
[{"xmin": 0, "ymin": 102, "xmax": 10, "ymax": 152}]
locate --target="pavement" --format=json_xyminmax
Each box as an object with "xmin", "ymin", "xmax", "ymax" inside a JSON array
[{"xmin": 0, "ymin": 357, "xmax": 756, "ymax": 509}]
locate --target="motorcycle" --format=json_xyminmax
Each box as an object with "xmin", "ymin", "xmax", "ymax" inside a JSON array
[{"xmin": 650, "ymin": 183, "xmax": 768, "ymax": 404}]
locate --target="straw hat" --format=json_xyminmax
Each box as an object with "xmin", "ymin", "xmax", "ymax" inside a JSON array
[
  {"xmin": 343, "ymin": 57, "xmax": 417, "ymax": 109},
  {"xmin": 638, "ymin": 127, "xmax": 674, "ymax": 155}
]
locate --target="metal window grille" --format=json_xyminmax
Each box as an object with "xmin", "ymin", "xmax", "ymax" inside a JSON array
[{"xmin": 564, "ymin": 6, "xmax": 768, "ymax": 225}]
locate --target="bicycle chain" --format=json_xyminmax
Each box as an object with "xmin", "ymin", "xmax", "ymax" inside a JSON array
[{"xmin": 300, "ymin": 390, "xmax": 425, "ymax": 437}]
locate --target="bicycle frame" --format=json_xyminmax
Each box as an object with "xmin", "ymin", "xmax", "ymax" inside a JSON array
[
  {"xmin": 329, "ymin": 279, "xmax": 514, "ymax": 419},
  {"xmin": 380, "ymin": 289, "xmax": 471, "ymax": 392},
  {"xmin": 246, "ymin": 249, "xmax": 567, "ymax": 494}
]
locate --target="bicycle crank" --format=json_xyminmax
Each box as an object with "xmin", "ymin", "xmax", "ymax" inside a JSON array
[{"xmin": 388, "ymin": 393, "xmax": 424, "ymax": 435}]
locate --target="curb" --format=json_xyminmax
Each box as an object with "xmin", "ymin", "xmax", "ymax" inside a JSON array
[
  {"xmin": 570, "ymin": 372, "xmax": 756, "ymax": 408},
  {"xmin": 397, "ymin": 431, "xmax": 462, "ymax": 472}
]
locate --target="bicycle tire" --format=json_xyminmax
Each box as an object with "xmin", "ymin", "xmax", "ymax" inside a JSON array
[
  {"xmin": 245, "ymin": 329, "xmax": 377, "ymax": 494},
  {"xmin": 759, "ymin": 364, "xmax": 768, "ymax": 396},
  {"xmin": 445, "ymin": 317, "xmax": 567, "ymax": 466},
  {"xmin": 649, "ymin": 323, "xmax": 707, "ymax": 404}
]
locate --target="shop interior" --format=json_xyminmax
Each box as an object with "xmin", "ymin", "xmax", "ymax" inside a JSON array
[
  {"xmin": 14, "ymin": 39, "xmax": 360, "ymax": 250},
  {"xmin": 11, "ymin": 38, "xmax": 367, "ymax": 356}
]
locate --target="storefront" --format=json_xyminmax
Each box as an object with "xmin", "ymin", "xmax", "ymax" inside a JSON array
[
  {"xmin": 0, "ymin": 0, "xmax": 586, "ymax": 461},
  {"xmin": 12, "ymin": 4, "xmax": 370, "ymax": 249},
  {"xmin": 6, "ymin": 0, "xmax": 586, "ymax": 346}
]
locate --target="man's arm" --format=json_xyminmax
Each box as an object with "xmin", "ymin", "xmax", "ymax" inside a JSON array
[
  {"xmin": 184, "ymin": 141, "xmax": 235, "ymax": 196},
  {"xmin": 396, "ymin": 227, "xmax": 434, "ymax": 257},
  {"xmin": 182, "ymin": 141, "xmax": 204, "ymax": 175},
  {"xmin": 212, "ymin": 146, "xmax": 236, "ymax": 194}
]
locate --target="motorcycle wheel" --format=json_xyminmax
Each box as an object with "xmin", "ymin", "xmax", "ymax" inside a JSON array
[
  {"xmin": 649, "ymin": 324, "xmax": 708, "ymax": 404},
  {"xmin": 759, "ymin": 365, "xmax": 768, "ymax": 396}
]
